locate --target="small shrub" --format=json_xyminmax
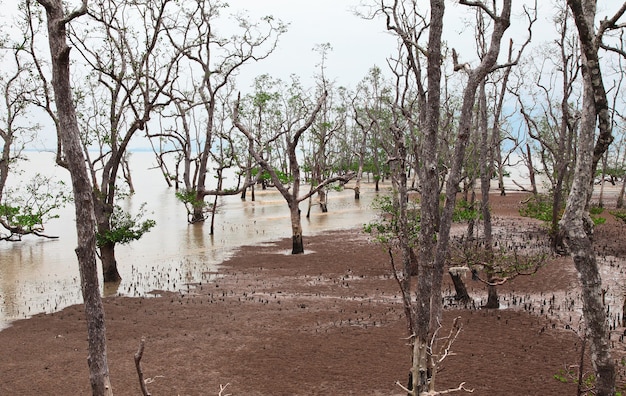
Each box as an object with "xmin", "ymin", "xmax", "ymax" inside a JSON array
[
  {"xmin": 519, "ymin": 194, "xmax": 554, "ymax": 223},
  {"xmin": 452, "ymin": 199, "xmax": 481, "ymax": 222},
  {"xmin": 610, "ymin": 209, "xmax": 626, "ymax": 223}
]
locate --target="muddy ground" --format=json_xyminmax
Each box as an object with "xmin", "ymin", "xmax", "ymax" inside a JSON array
[{"xmin": 1, "ymin": 193, "xmax": 626, "ymax": 395}]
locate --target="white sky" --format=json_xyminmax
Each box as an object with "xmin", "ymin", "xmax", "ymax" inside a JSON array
[
  {"xmin": 226, "ymin": 0, "xmax": 555, "ymax": 90},
  {"xmin": 1, "ymin": 0, "xmax": 600, "ymax": 150}
]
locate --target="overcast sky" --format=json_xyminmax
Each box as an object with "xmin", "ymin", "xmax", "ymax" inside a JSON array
[
  {"xmin": 2, "ymin": 0, "xmax": 603, "ymax": 151},
  {"xmin": 225, "ymin": 0, "xmax": 555, "ymax": 90}
]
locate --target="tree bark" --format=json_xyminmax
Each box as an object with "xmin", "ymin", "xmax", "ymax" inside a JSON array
[
  {"xmin": 35, "ymin": 0, "xmax": 113, "ymax": 394},
  {"xmin": 99, "ymin": 241, "xmax": 121, "ymax": 283},
  {"xmin": 289, "ymin": 202, "xmax": 304, "ymax": 254},
  {"xmin": 449, "ymin": 269, "xmax": 471, "ymax": 304},
  {"xmin": 562, "ymin": 1, "xmax": 618, "ymax": 394}
]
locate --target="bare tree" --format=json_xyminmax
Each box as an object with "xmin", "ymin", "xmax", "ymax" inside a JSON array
[
  {"xmin": 559, "ymin": 1, "xmax": 626, "ymax": 394},
  {"xmin": 234, "ymin": 81, "xmax": 354, "ymax": 254},
  {"xmin": 29, "ymin": 0, "xmax": 112, "ymax": 394},
  {"xmin": 0, "ymin": 10, "xmax": 69, "ymax": 241},
  {"xmin": 153, "ymin": 0, "xmax": 286, "ymax": 223},
  {"xmin": 67, "ymin": 0, "xmax": 175, "ymax": 282},
  {"xmin": 515, "ymin": 4, "xmax": 580, "ymax": 250},
  {"xmin": 377, "ymin": 1, "xmax": 521, "ymax": 393}
]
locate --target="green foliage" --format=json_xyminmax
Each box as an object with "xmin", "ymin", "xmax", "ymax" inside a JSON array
[
  {"xmin": 553, "ymin": 367, "xmax": 596, "ymax": 393},
  {"xmin": 589, "ymin": 205, "xmax": 604, "ymax": 215},
  {"xmin": 519, "ymin": 194, "xmax": 556, "ymax": 223},
  {"xmin": 520, "ymin": 194, "xmax": 608, "ymax": 225},
  {"xmin": 175, "ymin": 189, "xmax": 205, "ymax": 209},
  {"xmin": 364, "ymin": 194, "xmax": 420, "ymax": 247},
  {"xmin": 452, "ymin": 199, "xmax": 481, "ymax": 223},
  {"xmin": 585, "ymin": 205, "xmax": 607, "ymax": 225},
  {"xmin": 0, "ymin": 174, "xmax": 71, "ymax": 240},
  {"xmin": 610, "ymin": 209, "xmax": 626, "ymax": 223},
  {"xmin": 250, "ymin": 167, "xmax": 292, "ymax": 185},
  {"xmin": 96, "ymin": 204, "xmax": 155, "ymax": 246},
  {"xmin": 591, "ymin": 215, "xmax": 606, "ymax": 225}
]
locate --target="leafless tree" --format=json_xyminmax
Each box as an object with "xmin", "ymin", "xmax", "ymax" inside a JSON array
[
  {"xmin": 515, "ymin": 3, "xmax": 580, "ymax": 250},
  {"xmin": 377, "ymin": 1, "xmax": 521, "ymax": 393},
  {"xmin": 559, "ymin": 1, "xmax": 626, "ymax": 395},
  {"xmin": 66, "ymin": 0, "xmax": 176, "ymax": 282},
  {"xmin": 152, "ymin": 0, "xmax": 286, "ymax": 223},
  {"xmin": 29, "ymin": 0, "xmax": 112, "ymax": 393}
]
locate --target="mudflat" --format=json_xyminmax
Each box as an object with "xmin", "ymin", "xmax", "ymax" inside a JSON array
[{"xmin": 1, "ymin": 193, "xmax": 625, "ymax": 395}]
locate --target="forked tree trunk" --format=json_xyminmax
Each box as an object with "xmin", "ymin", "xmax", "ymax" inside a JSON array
[
  {"xmin": 36, "ymin": 0, "xmax": 113, "ymax": 394},
  {"xmin": 191, "ymin": 191, "xmax": 205, "ymax": 223}
]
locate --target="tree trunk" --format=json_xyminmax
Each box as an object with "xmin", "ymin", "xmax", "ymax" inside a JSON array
[
  {"xmin": 36, "ymin": 1, "xmax": 113, "ymax": 394},
  {"xmin": 526, "ymin": 143, "xmax": 538, "ymax": 196},
  {"xmin": 617, "ymin": 176, "xmax": 625, "ymax": 208},
  {"xmin": 191, "ymin": 191, "xmax": 205, "ymax": 223},
  {"xmin": 449, "ymin": 269, "xmax": 471, "ymax": 304},
  {"xmin": 480, "ymin": 80, "xmax": 498, "ymax": 309},
  {"xmin": 100, "ymin": 242, "xmax": 121, "ymax": 283},
  {"xmin": 318, "ymin": 189, "xmax": 328, "ymax": 212},
  {"xmin": 289, "ymin": 202, "xmax": 304, "ymax": 254},
  {"xmin": 562, "ymin": 1, "xmax": 617, "ymax": 393},
  {"xmin": 94, "ymin": 200, "xmax": 121, "ymax": 283}
]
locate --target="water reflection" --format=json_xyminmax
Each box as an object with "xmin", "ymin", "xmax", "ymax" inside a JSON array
[{"xmin": 0, "ymin": 152, "xmax": 382, "ymax": 329}]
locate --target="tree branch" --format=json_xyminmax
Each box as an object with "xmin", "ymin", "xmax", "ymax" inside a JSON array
[{"xmin": 134, "ymin": 337, "xmax": 151, "ymax": 396}]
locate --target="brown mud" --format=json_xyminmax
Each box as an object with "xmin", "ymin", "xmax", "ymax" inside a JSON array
[{"xmin": 1, "ymin": 192, "xmax": 626, "ymax": 395}]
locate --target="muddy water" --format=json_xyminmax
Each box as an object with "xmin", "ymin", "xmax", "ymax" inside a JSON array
[{"xmin": 0, "ymin": 152, "xmax": 383, "ymax": 329}]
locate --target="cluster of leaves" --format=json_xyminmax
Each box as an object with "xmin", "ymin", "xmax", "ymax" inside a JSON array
[
  {"xmin": 452, "ymin": 199, "xmax": 482, "ymax": 223},
  {"xmin": 96, "ymin": 203, "xmax": 156, "ymax": 247},
  {"xmin": 251, "ymin": 168, "xmax": 292, "ymax": 185},
  {"xmin": 519, "ymin": 194, "xmax": 554, "ymax": 223},
  {"xmin": 450, "ymin": 237, "xmax": 546, "ymax": 279},
  {"xmin": 553, "ymin": 368, "xmax": 595, "ymax": 389},
  {"xmin": 365, "ymin": 195, "xmax": 485, "ymax": 247},
  {"xmin": 520, "ymin": 193, "xmax": 607, "ymax": 226},
  {"xmin": 588, "ymin": 205, "xmax": 606, "ymax": 225},
  {"xmin": 363, "ymin": 193, "xmax": 420, "ymax": 247},
  {"xmin": 0, "ymin": 174, "xmax": 71, "ymax": 241},
  {"xmin": 610, "ymin": 209, "xmax": 626, "ymax": 223},
  {"xmin": 175, "ymin": 189, "xmax": 206, "ymax": 209}
]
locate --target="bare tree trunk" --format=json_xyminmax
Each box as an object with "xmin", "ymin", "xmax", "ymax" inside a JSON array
[
  {"xmin": 562, "ymin": 1, "xmax": 619, "ymax": 393},
  {"xmin": 449, "ymin": 268, "xmax": 471, "ymax": 304},
  {"xmin": 479, "ymin": 80, "xmax": 498, "ymax": 309},
  {"xmin": 414, "ymin": 0, "xmax": 445, "ymax": 391},
  {"xmin": 100, "ymin": 242, "xmax": 121, "ymax": 283},
  {"xmin": 598, "ymin": 151, "xmax": 608, "ymax": 207},
  {"xmin": 35, "ymin": 0, "xmax": 113, "ymax": 394},
  {"xmin": 617, "ymin": 176, "xmax": 625, "ymax": 208},
  {"xmin": 121, "ymin": 154, "xmax": 135, "ymax": 194},
  {"xmin": 525, "ymin": 143, "xmax": 538, "ymax": 196},
  {"xmin": 289, "ymin": 202, "xmax": 304, "ymax": 254}
]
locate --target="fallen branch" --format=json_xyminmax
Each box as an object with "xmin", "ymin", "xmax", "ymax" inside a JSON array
[
  {"xmin": 422, "ymin": 382, "xmax": 474, "ymax": 395},
  {"xmin": 218, "ymin": 383, "xmax": 231, "ymax": 396},
  {"xmin": 134, "ymin": 337, "xmax": 151, "ymax": 396}
]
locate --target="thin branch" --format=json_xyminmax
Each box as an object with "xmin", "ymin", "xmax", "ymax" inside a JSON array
[{"xmin": 134, "ymin": 337, "xmax": 151, "ymax": 396}]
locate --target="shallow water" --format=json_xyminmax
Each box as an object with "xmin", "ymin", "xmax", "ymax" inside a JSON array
[{"xmin": 0, "ymin": 152, "xmax": 382, "ymax": 329}]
